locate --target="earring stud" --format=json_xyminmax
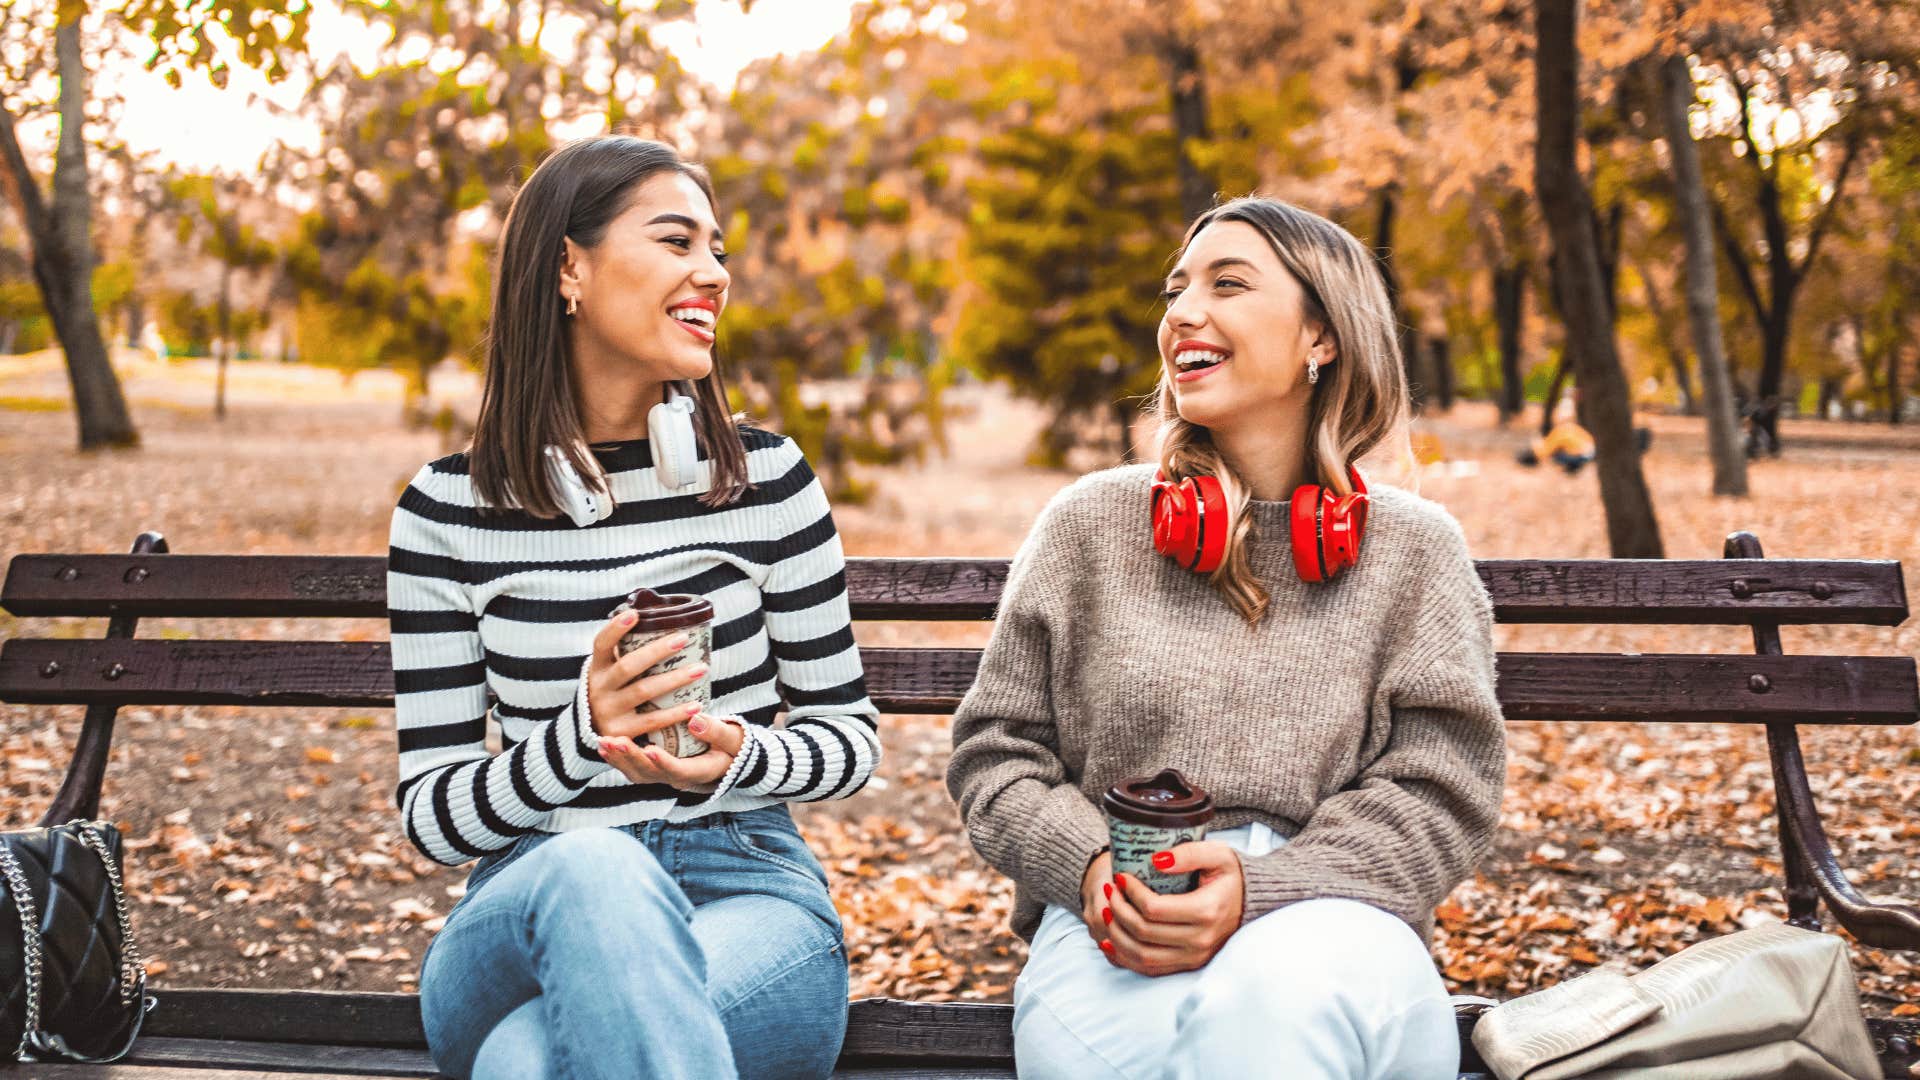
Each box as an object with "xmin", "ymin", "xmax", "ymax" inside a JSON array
[{"xmin": 566, "ymin": 294, "xmax": 580, "ymax": 316}]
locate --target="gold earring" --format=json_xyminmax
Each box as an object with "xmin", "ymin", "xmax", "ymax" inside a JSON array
[{"xmin": 566, "ymin": 294, "xmax": 579, "ymax": 316}]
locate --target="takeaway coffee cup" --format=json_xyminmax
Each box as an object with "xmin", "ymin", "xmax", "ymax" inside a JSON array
[
  {"xmin": 1103, "ymin": 768, "xmax": 1215, "ymax": 895},
  {"xmin": 610, "ymin": 588, "xmax": 714, "ymax": 758}
]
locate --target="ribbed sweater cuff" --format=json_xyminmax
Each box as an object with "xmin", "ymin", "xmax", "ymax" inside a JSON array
[
  {"xmin": 562, "ymin": 657, "xmax": 613, "ymax": 778},
  {"xmin": 1021, "ymin": 790, "xmax": 1112, "ymax": 912},
  {"xmin": 1238, "ymin": 850, "xmax": 1325, "ymax": 927},
  {"xmin": 696, "ymin": 716, "xmax": 762, "ymax": 800}
]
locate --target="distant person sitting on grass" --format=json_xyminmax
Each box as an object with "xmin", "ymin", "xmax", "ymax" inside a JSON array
[{"xmin": 1517, "ymin": 399, "xmax": 1595, "ymax": 474}]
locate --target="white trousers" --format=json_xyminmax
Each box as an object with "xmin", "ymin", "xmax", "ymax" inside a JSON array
[{"xmin": 1011, "ymin": 824, "xmax": 1459, "ymax": 1080}]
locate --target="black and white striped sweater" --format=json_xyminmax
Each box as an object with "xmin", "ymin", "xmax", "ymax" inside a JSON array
[{"xmin": 387, "ymin": 427, "xmax": 881, "ymax": 866}]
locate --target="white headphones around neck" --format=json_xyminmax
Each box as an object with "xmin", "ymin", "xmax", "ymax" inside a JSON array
[
  {"xmin": 541, "ymin": 389, "xmax": 701, "ymax": 528},
  {"xmin": 543, "ymin": 446, "xmax": 612, "ymax": 528},
  {"xmin": 648, "ymin": 391, "xmax": 699, "ymax": 491}
]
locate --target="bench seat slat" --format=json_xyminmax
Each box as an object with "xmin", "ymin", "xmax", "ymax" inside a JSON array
[
  {"xmin": 139, "ymin": 989, "xmax": 1020, "ymax": 1064},
  {"xmin": 39, "ymin": 1049, "xmax": 1020, "ymax": 1080},
  {"xmin": 5, "ymin": 555, "xmax": 1908, "ymax": 626},
  {"xmin": 124, "ymin": 1037, "xmax": 437, "ymax": 1076},
  {"xmin": 4, "ymin": 639, "xmax": 1914, "ymax": 725},
  {"xmin": 44, "ymin": 1060, "xmax": 434, "ymax": 1080}
]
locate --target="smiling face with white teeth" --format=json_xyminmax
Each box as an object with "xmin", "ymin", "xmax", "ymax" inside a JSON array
[
  {"xmin": 1157, "ymin": 220, "xmax": 1335, "ymax": 436},
  {"xmin": 560, "ymin": 171, "xmax": 730, "ymax": 390}
]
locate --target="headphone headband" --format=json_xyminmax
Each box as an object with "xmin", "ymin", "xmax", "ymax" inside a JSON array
[{"xmin": 1150, "ymin": 463, "xmax": 1369, "ymax": 584}]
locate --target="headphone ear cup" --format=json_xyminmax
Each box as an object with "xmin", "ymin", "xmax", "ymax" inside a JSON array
[
  {"xmin": 1151, "ymin": 475, "xmax": 1200, "ymax": 567},
  {"xmin": 648, "ymin": 396, "xmax": 699, "ymax": 489},
  {"xmin": 1289, "ymin": 482, "xmax": 1326, "ymax": 582},
  {"xmin": 1321, "ymin": 494, "xmax": 1365, "ymax": 577},
  {"xmin": 543, "ymin": 445, "xmax": 612, "ymax": 528},
  {"xmin": 1152, "ymin": 472, "xmax": 1229, "ymax": 573},
  {"xmin": 1191, "ymin": 474, "xmax": 1229, "ymax": 573}
]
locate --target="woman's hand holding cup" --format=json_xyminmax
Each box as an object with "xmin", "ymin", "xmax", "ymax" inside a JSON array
[
  {"xmin": 585, "ymin": 610, "xmax": 743, "ymax": 791},
  {"xmin": 1100, "ymin": 842, "xmax": 1245, "ymax": 976},
  {"xmin": 1080, "ymin": 849, "xmax": 1116, "ymax": 945}
]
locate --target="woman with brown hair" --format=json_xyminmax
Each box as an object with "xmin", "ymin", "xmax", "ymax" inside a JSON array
[
  {"xmin": 387, "ymin": 136, "xmax": 878, "ymax": 1079},
  {"xmin": 947, "ymin": 197, "xmax": 1506, "ymax": 1079}
]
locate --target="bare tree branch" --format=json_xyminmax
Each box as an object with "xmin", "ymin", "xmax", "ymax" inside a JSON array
[{"xmin": 1796, "ymin": 127, "xmax": 1863, "ymax": 280}]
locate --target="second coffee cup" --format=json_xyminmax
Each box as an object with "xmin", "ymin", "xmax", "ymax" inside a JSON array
[{"xmin": 610, "ymin": 588, "xmax": 714, "ymax": 758}]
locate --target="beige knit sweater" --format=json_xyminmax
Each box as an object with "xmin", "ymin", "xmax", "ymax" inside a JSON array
[{"xmin": 946, "ymin": 464, "xmax": 1506, "ymax": 943}]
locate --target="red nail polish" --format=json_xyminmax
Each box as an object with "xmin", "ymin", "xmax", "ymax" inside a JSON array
[
  {"xmin": 1100, "ymin": 940, "xmax": 1114, "ymax": 955},
  {"xmin": 1102, "ymin": 907, "xmax": 1112, "ymax": 924},
  {"xmin": 1102, "ymin": 883, "xmax": 1112, "ymax": 900},
  {"xmin": 1151, "ymin": 852, "xmax": 1175, "ymax": 871}
]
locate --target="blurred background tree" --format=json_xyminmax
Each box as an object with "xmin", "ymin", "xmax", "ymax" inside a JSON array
[{"xmin": 7, "ymin": 0, "xmax": 1920, "ymax": 533}]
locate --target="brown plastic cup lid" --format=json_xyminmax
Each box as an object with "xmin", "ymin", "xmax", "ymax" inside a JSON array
[
  {"xmin": 616, "ymin": 588, "xmax": 713, "ymax": 632},
  {"xmin": 1103, "ymin": 768, "xmax": 1215, "ymax": 828}
]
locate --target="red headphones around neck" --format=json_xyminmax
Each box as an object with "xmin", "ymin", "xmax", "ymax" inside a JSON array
[{"xmin": 1151, "ymin": 465, "xmax": 1370, "ymax": 583}]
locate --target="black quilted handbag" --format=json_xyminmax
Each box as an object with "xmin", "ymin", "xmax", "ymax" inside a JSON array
[{"xmin": 0, "ymin": 820, "xmax": 153, "ymax": 1064}]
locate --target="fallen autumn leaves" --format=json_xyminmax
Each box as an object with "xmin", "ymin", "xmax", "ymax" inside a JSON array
[{"xmin": 0, "ymin": 371, "xmax": 1914, "ymax": 1015}]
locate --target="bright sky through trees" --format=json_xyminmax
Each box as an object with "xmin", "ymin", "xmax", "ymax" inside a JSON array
[{"xmin": 109, "ymin": 0, "xmax": 859, "ymax": 173}]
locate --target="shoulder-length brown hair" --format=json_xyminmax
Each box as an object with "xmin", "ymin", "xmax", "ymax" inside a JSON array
[
  {"xmin": 1154, "ymin": 196, "xmax": 1413, "ymax": 624},
  {"xmin": 470, "ymin": 136, "xmax": 750, "ymax": 517}
]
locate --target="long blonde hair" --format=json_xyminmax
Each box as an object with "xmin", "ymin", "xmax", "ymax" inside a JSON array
[{"xmin": 1153, "ymin": 197, "xmax": 1412, "ymax": 624}]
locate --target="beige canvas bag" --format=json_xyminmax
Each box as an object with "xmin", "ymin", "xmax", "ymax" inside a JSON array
[{"xmin": 1470, "ymin": 921, "xmax": 1880, "ymax": 1079}]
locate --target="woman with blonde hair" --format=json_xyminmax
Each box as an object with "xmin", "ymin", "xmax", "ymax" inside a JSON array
[{"xmin": 947, "ymin": 197, "xmax": 1506, "ymax": 1079}]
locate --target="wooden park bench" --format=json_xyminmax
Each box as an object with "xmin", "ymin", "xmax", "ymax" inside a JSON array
[{"xmin": 3, "ymin": 528, "xmax": 1919, "ymax": 1078}]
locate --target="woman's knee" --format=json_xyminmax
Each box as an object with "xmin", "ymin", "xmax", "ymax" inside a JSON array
[
  {"xmin": 469, "ymin": 999, "xmax": 548, "ymax": 1080},
  {"xmin": 700, "ymin": 896, "xmax": 848, "ymax": 1080},
  {"xmin": 1187, "ymin": 899, "xmax": 1448, "ymax": 1022},
  {"xmin": 517, "ymin": 829, "xmax": 681, "ymax": 915}
]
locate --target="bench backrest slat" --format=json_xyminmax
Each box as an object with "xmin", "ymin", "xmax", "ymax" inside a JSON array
[
  {"xmin": 3, "ymin": 554, "xmax": 1908, "ymax": 626},
  {"xmin": 3, "ymin": 638, "xmax": 1913, "ymax": 726}
]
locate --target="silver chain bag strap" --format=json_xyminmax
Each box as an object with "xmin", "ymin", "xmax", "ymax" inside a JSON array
[{"xmin": 0, "ymin": 819, "xmax": 155, "ymax": 1064}]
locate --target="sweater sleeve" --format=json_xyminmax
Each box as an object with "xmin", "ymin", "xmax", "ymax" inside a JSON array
[
  {"xmin": 1237, "ymin": 520, "xmax": 1506, "ymax": 934},
  {"xmin": 388, "ymin": 467, "xmax": 613, "ymax": 866},
  {"xmin": 945, "ymin": 496, "xmax": 1111, "ymax": 915},
  {"xmin": 699, "ymin": 443, "xmax": 882, "ymax": 804}
]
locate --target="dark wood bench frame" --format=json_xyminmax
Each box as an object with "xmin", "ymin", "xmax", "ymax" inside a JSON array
[{"xmin": 3, "ymin": 530, "xmax": 1918, "ymax": 1078}]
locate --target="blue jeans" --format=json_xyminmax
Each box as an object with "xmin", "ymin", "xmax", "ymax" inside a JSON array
[{"xmin": 419, "ymin": 806, "xmax": 849, "ymax": 1080}]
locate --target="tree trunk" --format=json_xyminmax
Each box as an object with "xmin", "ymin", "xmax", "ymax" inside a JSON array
[
  {"xmin": 1112, "ymin": 397, "xmax": 1138, "ymax": 462},
  {"xmin": 1535, "ymin": 0, "xmax": 1662, "ymax": 556},
  {"xmin": 1540, "ymin": 352, "xmax": 1571, "ymax": 437},
  {"xmin": 215, "ymin": 262, "xmax": 232, "ymax": 421},
  {"xmin": 1816, "ymin": 375, "xmax": 1842, "ymax": 420},
  {"xmin": 1658, "ymin": 54, "xmax": 1746, "ymax": 493},
  {"xmin": 123, "ymin": 299, "xmax": 144, "ymax": 349},
  {"xmin": 1161, "ymin": 36, "xmax": 1212, "ymax": 224},
  {"xmin": 0, "ymin": 18, "xmax": 139, "ymax": 449},
  {"xmin": 1374, "ymin": 189, "xmax": 1425, "ymax": 411},
  {"xmin": 1890, "ymin": 342, "xmax": 1906, "ymax": 426},
  {"xmin": 1598, "ymin": 202, "xmax": 1623, "ymax": 318},
  {"xmin": 1633, "ymin": 255, "xmax": 1697, "ymax": 415},
  {"xmin": 1493, "ymin": 261, "xmax": 1526, "ymax": 421},
  {"xmin": 1429, "ymin": 335, "xmax": 1455, "ymax": 411}
]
